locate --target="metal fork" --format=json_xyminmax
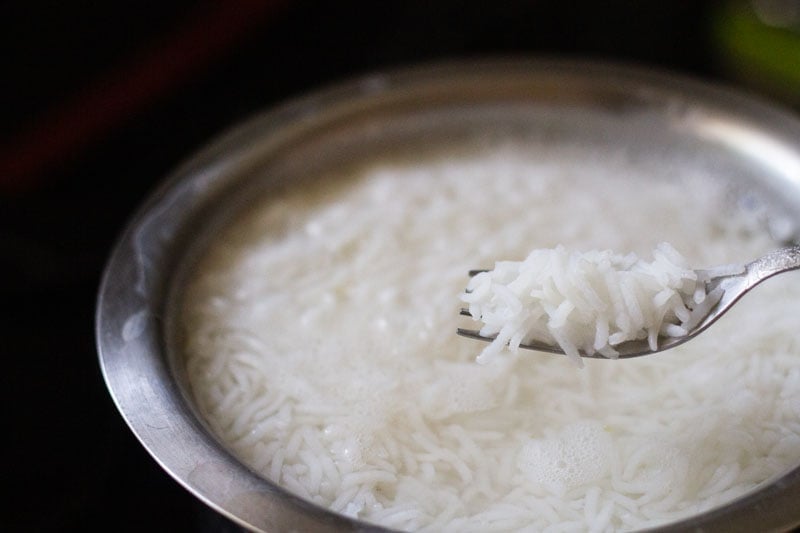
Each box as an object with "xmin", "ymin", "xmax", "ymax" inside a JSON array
[{"xmin": 457, "ymin": 244, "xmax": 800, "ymax": 359}]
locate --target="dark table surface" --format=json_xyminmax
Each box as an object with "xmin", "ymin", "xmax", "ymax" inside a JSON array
[{"xmin": 4, "ymin": 1, "xmax": 799, "ymax": 531}]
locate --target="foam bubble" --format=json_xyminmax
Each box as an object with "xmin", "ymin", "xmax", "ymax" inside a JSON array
[{"xmin": 517, "ymin": 422, "xmax": 613, "ymax": 496}]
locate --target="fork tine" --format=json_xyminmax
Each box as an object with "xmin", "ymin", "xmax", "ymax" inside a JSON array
[
  {"xmin": 457, "ymin": 327, "xmax": 596, "ymax": 357},
  {"xmin": 456, "ymin": 328, "xmax": 487, "ymax": 340}
]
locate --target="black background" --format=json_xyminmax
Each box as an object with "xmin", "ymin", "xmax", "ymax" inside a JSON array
[{"xmin": 4, "ymin": 1, "xmax": 798, "ymax": 531}]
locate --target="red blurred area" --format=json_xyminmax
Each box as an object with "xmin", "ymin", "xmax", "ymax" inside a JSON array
[{"xmin": 0, "ymin": 0, "xmax": 284, "ymax": 194}]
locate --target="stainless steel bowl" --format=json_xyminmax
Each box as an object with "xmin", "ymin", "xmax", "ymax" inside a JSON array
[{"xmin": 96, "ymin": 59, "xmax": 800, "ymax": 532}]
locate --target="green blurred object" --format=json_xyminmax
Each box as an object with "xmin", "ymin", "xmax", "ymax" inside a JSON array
[{"xmin": 713, "ymin": 0, "xmax": 800, "ymax": 106}]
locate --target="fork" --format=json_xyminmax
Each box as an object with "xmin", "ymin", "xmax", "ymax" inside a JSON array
[{"xmin": 457, "ymin": 244, "xmax": 800, "ymax": 359}]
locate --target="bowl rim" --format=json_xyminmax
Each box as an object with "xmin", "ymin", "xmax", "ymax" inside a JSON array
[{"xmin": 96, "ymin": 57, "xmax": 800, "ymax": 533}]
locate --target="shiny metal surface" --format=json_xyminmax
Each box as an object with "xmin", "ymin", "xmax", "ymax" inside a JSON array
[{"xmin": 96, "ymin": 60, "xmax": 800, "ymax": 532}]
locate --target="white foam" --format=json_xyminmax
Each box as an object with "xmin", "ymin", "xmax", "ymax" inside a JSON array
[{"xmin": 517, "ymin": 422, "xmax": 614, "ymax": 496}]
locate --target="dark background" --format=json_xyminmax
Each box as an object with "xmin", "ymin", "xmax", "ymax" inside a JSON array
[{"xmin": 4, "ymin": 1, "xmax": 799, "ymax": 531}]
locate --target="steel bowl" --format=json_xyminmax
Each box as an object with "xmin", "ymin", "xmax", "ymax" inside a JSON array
[{"xmin": 96, "ymin": 59, "xmax": 800, "ymax": 532}]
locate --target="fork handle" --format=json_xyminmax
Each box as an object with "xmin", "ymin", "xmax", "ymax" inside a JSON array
[{"xmin": 749, "ymin": 244, "xmax": 800, "ymax": 283}]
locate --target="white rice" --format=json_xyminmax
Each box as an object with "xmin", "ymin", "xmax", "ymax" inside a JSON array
[
  {"xmin": 461, "ymin": 243, "xmax": 744, "ymax": 366},
  {"xmin": 181, "ymin": 143, "xmax": 800, "ymax": 531}
]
